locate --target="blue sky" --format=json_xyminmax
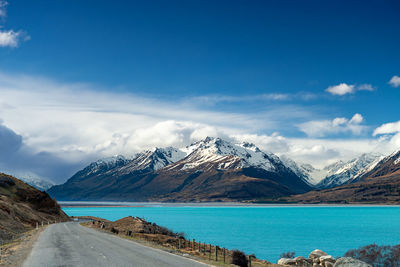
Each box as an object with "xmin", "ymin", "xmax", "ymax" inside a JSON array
[{"xmin": 0, "ymin": 0, "xmax": 399, "ymax": 182}]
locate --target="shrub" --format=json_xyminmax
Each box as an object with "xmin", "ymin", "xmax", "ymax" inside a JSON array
[
  {"xmin": 280, "ymin": 251, "xmax": 296, "ymax": 259},
  {"xmin": 231, "ymin": 250, "xmax": 248, "ymax": 267},
  {"xmin": 344, "ymin": 243, "xmax": 400, "ymax": 267}
]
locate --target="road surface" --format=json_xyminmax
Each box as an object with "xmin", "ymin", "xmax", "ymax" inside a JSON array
[{"xmin": 23, "ymin": 222, "xmax": 211, "ymax": 267}]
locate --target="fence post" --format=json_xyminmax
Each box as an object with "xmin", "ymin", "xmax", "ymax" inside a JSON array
[
  {"xmin": 36, "ymin": 222, "xmax": 38, "ymax": 229},
  {"xmin": 192, "ymin": 239, "xmax": 195, "ymax": 250},
  {"xmin": 198, "ymin": 242, "xmax": 201, "ymax": 252},
  {"xmin": 223, "ymin": 248, "xmax": 226, "ymax": 263},
  {"xmin": 209, "ymin": 244, "xmax": 211, "ymax": 260},
  {"xmin": 249, "ymin": 255, "xmax": 252, "ymax": 267},
  {"xmin": 215, "ymin": 246, "xmax": 218, "ymax": 261}
]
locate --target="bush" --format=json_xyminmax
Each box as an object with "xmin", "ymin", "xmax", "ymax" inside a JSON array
[
  {"xmin": 231, "ymin": 250, "xmax": 248, "ymax": 267},
  {"xmin": 344, "ymin": 243, "xmax": 400, "ymax": 267},
  {"xmin": 280, "ymin": 251, "xmax": 296, "ymax": 259}
]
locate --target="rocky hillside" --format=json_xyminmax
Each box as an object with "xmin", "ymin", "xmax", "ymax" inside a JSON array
[
  {"xmin": 48, "ymin": 137, "xmax": 311, "ymax": 202},
  {"xmin": 353, "ymin": 150, "xmax": 400, "ymax": 181},
  {"xmin": 0, "ymin": 173, "xmax": 69, "ymax": 242}
]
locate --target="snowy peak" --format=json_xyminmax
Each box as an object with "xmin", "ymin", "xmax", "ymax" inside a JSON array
[
  {"xmin": 317, "ymin": 152, "xmax": 383, "ymax": 188},
  {"xmin": 120, "ymin": 147, "xmax": 186, "ymax": 173},
  {"xmin": 17, "ymin": 174, "xmax": 54, "ymax": 191},
  {"xmin": 84, "ymin": 155, "xmax": 131, "ymax": 176},
  {"xmin": 353, "ymin": 149, "xmax": 400, "ymax": 180},
  {"xmin": 279, "ymin": 156, "xmax": 321, "ymax": 186},
  {"xmin": 176, "ymin": 137, "xmax": 280, "ymax": 172}
]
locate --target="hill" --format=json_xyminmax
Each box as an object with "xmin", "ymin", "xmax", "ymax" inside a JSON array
[{"xmin": 0, "ymin": 173, "xmax": 69, "ymax": 242}]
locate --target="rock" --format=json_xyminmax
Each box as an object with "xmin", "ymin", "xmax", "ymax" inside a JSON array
[
  {"xmin": 320, "ymin": 255, "xmax": 335, "ymax": 263},
  {"xmin": 278, "ymin": 258, "xmax": 297, "ymax": 265},
  {"xmin": 324, "ymin": 262, "xmax": 334, "ymax": 267},
  {"xmin": 313, "ymin": 263, "xmax": 322, "ymax": 267},
  {"xmin": 333, "ymin": 257, "xmax": 372, "ymax": 267},
  {"xmin": 278, "ymin": 257, "xmax": 312, "ymax": 266},
  {"xmin": 309, "ymin": 249, "xmax": 328, "ymax": 260},
  {"xmin": 294, "ymin": 256, "xmax": 313, "ymax": 267}
]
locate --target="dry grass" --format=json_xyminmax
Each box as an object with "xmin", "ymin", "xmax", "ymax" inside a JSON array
[{"xmin": 80, "ymin": 216, "xmax": 283, "ymax": 267}]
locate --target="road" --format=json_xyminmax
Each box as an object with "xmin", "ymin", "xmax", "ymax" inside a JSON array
[{"xmin": 23, "ymin": 222, "xmax": 211, "ymax": 267}]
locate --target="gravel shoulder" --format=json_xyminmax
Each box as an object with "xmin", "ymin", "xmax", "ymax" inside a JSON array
[{"xmin": 0, "ymin": 227, "xmax": 44, "ymax": 267}]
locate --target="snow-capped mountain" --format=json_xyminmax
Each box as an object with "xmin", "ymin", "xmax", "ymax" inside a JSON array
[
  {"xmin": 279, "ymin": 156, "xmax": 323, "ymax": 186},
  {"xmin": 167, "ymin": 137, "xmax": 282, "ymax": 172},
  {"xmin": 4, "ymin": 171, "xmax": 55, "ymax": 191},
  {"xmin": 48, "ymin": 137, "xmax": 311, "ymax": 201},
  {"xmin": 316, "ymin": 153, "xmax": 383, "ymax": 188},
  {"xmin": 78, "ymin": 155, "xmax": 132, "ymax": 177},
  {"xmin": 118, "ymin": 147, "xmax": 186, "ymax": 174},
  {"xmin": 352, "ymin": 149, "xmax": 400, "ymax": 181},
  {"xmin": 19, "ymin": 174, "xmax": 54, "ymax": 191}
]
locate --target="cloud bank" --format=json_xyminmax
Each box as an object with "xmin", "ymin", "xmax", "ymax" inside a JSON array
[
  {"xmin": 297, "ymin": 113, "xmax": 366, "ymax": 137},
  {"xmin": 0, "ymin": 72, "xmax": 398, "ymax": 182}
]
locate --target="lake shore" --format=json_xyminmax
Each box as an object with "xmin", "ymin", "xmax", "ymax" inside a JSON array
[{"xmin": 59, "ymin": 201, "xmax": 400, "ymax": 208}]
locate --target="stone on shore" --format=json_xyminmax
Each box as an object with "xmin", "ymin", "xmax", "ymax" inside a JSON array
[
  {"xmin": 309, "ymin": 249, "xmax": 328, "ymax": 260},
  {"xmin": 278, "ymin": 256, "xmax": 312, "ymax": 266},
  {"xmin": 333, "ymin": 257, "xmax": 372, "ymax": 267}
]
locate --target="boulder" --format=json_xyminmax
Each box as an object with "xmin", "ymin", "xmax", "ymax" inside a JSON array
[
  {"xmin": 278, "ymin": 258, "xmax": 296, "ymax": 265},
  {"xmin": 333, "ymin": 257, "xmax": 372, "ymax": 267},
  {"xmin": 309, "ymin": 249, "xmax": 328, "ymax": 260},
  {"xmin": 324, "ymin": 262, "xmax": 334, "ymax": 267},
  {"xmin": 320, "ymin": 255, "xmax": 335, "ymax": 264},
  {"xmin": 278, "ymin": 257, "xmax": 312, "ymax": 266}
]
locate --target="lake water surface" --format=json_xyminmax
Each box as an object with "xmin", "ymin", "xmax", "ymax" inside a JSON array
[{"xmin": 62, "ymin": 204, "xmax": 400, "ymax": 262}]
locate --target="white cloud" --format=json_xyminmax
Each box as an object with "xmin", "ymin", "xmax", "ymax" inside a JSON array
[
  {"xmin": 0, "ymin": 1, "xmax": 29, "ymax": 48},
  {"xmin": 298, "ymin": 113, "xmax": 366, "ymax": 137},
  {"xmin": 326, "ymin": 83, "xmax": 355, "ymax": 95},
  {"xmin": 0, "ymin": 71, "xmax": 398, "ymax": 182},
  {"xmin": 0, "ymin": 30, "xmax": 23, "ymax": 47},
  {"xmin": 325, "ymin": 83, "xmax": 376, "ymax": 96},
  {"xmin": 349, "ymin": 113, "xmax": 364, "ymax": 124},
  {"xmin": 357, "ymin": 84, "xmax": 375, "ymax": 91},
  {"xmin": 0, "ymin": 0, "xmax": 7, "ymax": 18},
  {"xmin": 373, "ymin": 120, "xmax": 400, "ymax": 136},
  {"xmin": 389, "ymin": 75, "xmax": 400, "ymax": 88}
]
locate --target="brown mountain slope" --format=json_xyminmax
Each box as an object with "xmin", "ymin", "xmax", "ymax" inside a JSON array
[
  {"xmin": 355, "ymin": 150, "xmax": 400, "ymax": 182},
  {"xmin": 265, "ymin": 173, "xmax": 400, "ymax": 204},
  {"xmin": 0, "ymin": 173, "xmax": 69, "ymax": 242}
]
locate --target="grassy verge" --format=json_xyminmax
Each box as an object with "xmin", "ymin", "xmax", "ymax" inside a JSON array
[{"xmin": 80, "ymin": 220, "xmax": 282, "ymax": 267}]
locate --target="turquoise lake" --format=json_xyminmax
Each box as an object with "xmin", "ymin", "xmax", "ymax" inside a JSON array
[{"xmin": 62, "ymin": 205, "xmax": 400, "ymax": 262}]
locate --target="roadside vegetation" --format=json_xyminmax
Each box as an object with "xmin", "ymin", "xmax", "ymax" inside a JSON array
[
  {"xmin": 79, "ymin": 216, "xmax": 282, "ymax": 267},
  {"xmin": 344, "ymin": 243, "xmax": 400, "ymax": 267}
]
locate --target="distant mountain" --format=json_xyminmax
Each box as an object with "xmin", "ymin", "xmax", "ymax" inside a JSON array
[
  {"xmin": 266, "ymin": 150, "xmax": 400, "ymax": 204},
  {"xmin": 17, "ymin": 174, "xmax": 54, "ymax": 191},
  {"xmin": 316, "ymin": 153, "xmax": 383, "ymax": 188},
  {"xmin": 279, "ymin": 156, "xmax": 323, "ymax": 186},
  {"xmin": 353, "ymin": 150, "xmax": 400, "ymax": 181},
  {"xmin": 48, "ymin": 137, "xmax": 311, "ymax": 202}
]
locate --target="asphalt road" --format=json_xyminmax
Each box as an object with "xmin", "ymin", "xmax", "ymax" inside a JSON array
[{"xmin": 23, "ymin": 222, "xmax": 211, "ymax": 267}]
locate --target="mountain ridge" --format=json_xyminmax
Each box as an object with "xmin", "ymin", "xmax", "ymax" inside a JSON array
[{"xmin": 48, "ymin": 137, "xmax": 311, "ymax": 201}]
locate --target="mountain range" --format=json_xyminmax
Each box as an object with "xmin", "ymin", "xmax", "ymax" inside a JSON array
[
  {"xmin": 276, "ymin": 150, "xmax": 400, "ymax": 204},
  {"xmin": 47, "ymin": 137, "xmax": 400, "ymax": 203},
  {"xmin": 47, "ymin": 137, "xmax": 311, "ymax": 201}
]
